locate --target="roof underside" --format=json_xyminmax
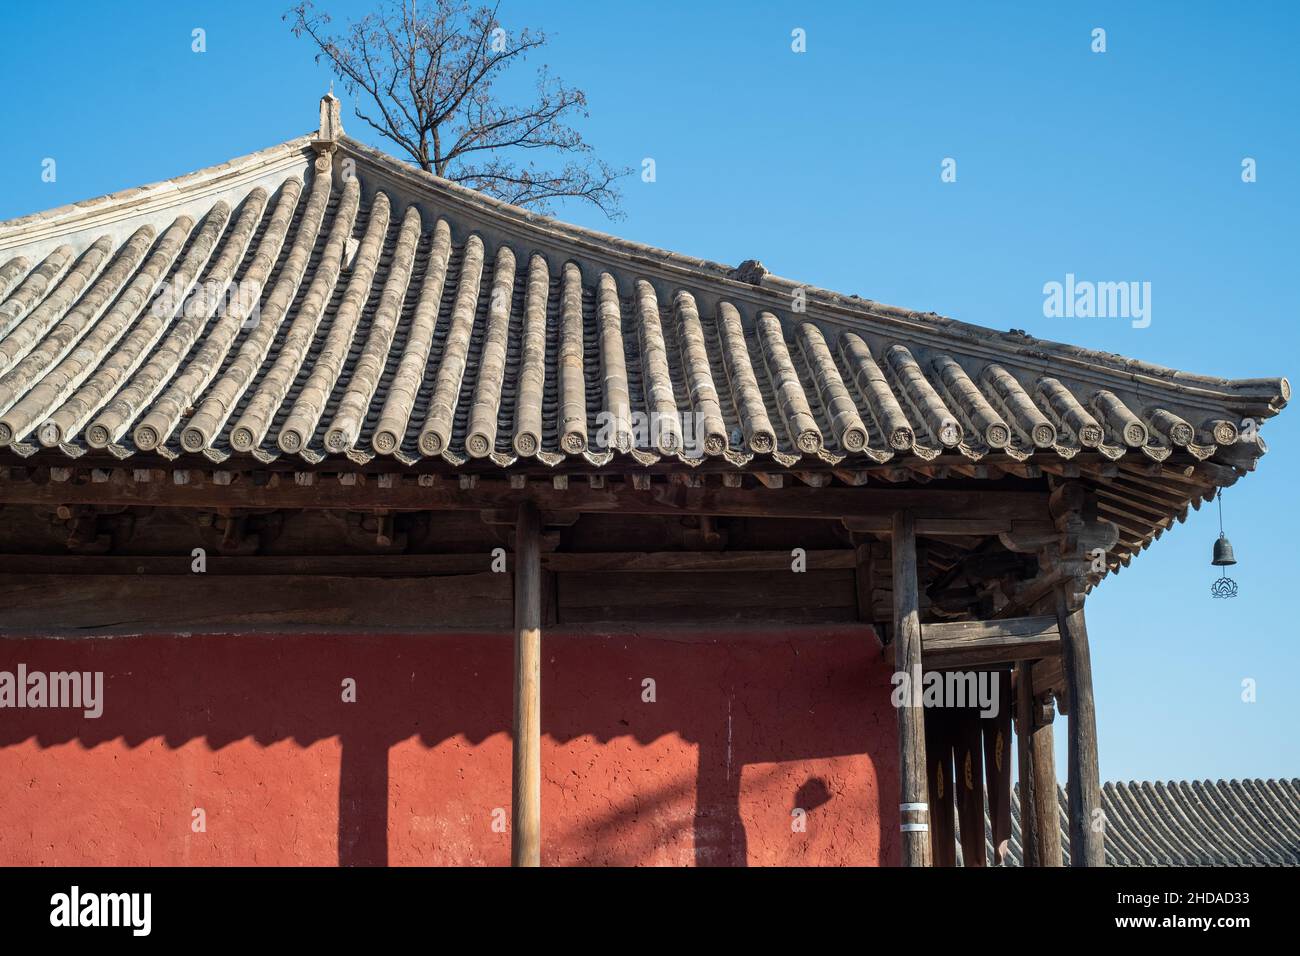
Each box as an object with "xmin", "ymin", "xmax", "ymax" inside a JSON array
[{"xmin": 0, "ymin": 135, "xmax": 1286, "ymax": 477}]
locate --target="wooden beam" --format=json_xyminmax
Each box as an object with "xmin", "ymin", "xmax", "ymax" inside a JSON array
[
  {"xmin": 0, "ymin": 550, "xmax": 858, "ymax": 577},
  {"xmin": 556, "ymin": 569, "xmax": 855, "ymax": 624},
  {"xmin": 542, "ymin": 550, "xmax": 854, "ymax": 573},
  {"xmin": 921, "ymin": 616, "xmax": 1060, "ymax": 669},
  {"xmin": 892, "ymin": 510, "xmax": 932, "ymax": 866},
  {"xmin": 0, "ymin": 553, "xmax": 496, "ymax": 576},
  {"xmin": 0, "ymin": 566, "xmax": 861, "ymax": 633},
  {"xmin": 1056, "ymin": 591, "xmax": 1104, "ymax": 866},
  {"xmin": 0, "ymin": 471, "xmax": 1050, "ymax": 523},
  {"xmin": 0, "ymin": 572, "xmax": 512, "ymax": 633},
  {"xmin": 844, "ymin": 517, "xmax": 1055, "ymax": 538},
  {"xmin": 512, "ymin": 502, "xmax": 542, "ymax": 867},
  {"xmin": 1014, "ymin": 661, "xmax": 1062, "ymax": 867}
]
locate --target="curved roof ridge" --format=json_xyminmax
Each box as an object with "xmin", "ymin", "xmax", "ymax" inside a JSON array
[
  {"xmin": 0, "ymin": 135, "xmax": 315, "ymax": 259},
  {"xmin": 337, "ymin": 134, "xmax": 1288, "ymax": 412}
]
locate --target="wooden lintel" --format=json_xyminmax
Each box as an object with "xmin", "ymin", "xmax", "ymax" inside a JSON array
[
  {"xmin": 0, "ymin": 474, "xmax": 1050, "ymax": 523},
  {"xmin": 0, "ymin": 549, "xmax": 861, "ymax": 577},
  {"xmin": 542, "ymin": 549, "xmax": 852, "ymax": 572},
  {"xmin": 921, "ymin": 615, "xmax": 1061, "ymax": 669},
  {"xmin": 844, "ymin": 516, "xmax": 1054, "ymax": 538},
  {"xmin": 480, "ymin": 508, "xmax": 580, "ymax": 528}
]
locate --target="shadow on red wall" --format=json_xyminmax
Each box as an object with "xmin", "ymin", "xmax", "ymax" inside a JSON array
[{"xmin": 0, "ymin": 627, "xmax": 898, "ymax": 866}]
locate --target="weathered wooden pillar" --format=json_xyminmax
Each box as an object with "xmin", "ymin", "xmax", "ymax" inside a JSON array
[
  {"xmin": 1014, "ymin": 660, "xmax": 1062, "ymax": 866},
  {"xmin": 512, "ymin": 500, "xmax": 542, "ymax": 867},
  {"xmin": 1056, "ymin": 590, "xmax": 1103, "ymax": 866},
  {"xmin": 892, "ymin": 510, "xmax": 932, "ymax": 866}
]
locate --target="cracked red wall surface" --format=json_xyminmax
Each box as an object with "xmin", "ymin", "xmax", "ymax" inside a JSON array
[{"xmin": 0, "ymin": 627, "xmax": 899, "ymax": 866}]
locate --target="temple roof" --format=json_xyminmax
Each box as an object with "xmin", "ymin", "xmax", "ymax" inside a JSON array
[{"xmin": 0, "ymin": 101, "xmax": 1287, "ymax": 475}]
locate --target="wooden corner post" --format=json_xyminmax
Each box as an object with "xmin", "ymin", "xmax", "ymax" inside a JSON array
[
  {"xmin": 892, "ymin": 510, "xmax": 932, "ymax": 866},
  {"xmin": 1056, "ymin": 592, "xmax": 1104, "ymax": 866},
  {"xmin": 1040, "ymin": 479, "xmax": 1110, "ymax": 867},
  {"xmin": 512, "ymin": 500, "xmax": 542, "ymax": 866}
]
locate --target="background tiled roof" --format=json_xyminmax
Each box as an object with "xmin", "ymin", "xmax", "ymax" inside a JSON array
[{"xmin": 958, "ymin": 778, "xmax": 1300, "ymax": 866}]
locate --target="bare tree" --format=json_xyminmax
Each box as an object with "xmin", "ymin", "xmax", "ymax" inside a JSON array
[{"xmin": 286, "ymin": 0, "xmax": 629, "ymax": 217}]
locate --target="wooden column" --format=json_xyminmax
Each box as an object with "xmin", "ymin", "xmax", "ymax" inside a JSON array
[
  {"xmin": 924, "ymin": 707, "xmax": 957, "ymax": 866},
  {"xmin": 1056, "ymin": 590, "xmax": 1103, "ymax": 866},
  {"xmin": 954, "ymin": 709, "xmax": 986, "ymax": 866},
  {"xmin": 892, "ymin": 510, "xmax": 932, "ymax": 866},
  {"xmin": 512, "ymin": 501, "xmax": 542, "ymax": 867},
  {"xmin": 983, "ymin": 675, "xmax": 1013, "ymax": 865},
  {"xmin": 1014, "ymin": 660, "xmax": 1062, "ymax": 867}
]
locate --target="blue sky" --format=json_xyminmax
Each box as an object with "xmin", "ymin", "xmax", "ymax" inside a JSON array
[{"xmin": 1, "ymin": 2, "xmax": 1296, "ymax": 784}]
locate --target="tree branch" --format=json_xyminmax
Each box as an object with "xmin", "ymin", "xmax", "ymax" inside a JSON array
[{"xmin": 286, "ymin": 0, "xmax": 628, "ymax": 215}]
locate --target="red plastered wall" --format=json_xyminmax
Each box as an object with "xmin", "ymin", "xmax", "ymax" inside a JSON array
[{"xmin": 0, "ymin": 627, "xmax": 899, "ymax": 866}]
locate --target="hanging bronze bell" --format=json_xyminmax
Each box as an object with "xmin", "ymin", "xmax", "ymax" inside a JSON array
[{"xmin": 1212, "ymin": 535, "xmax": 1237, "ymax": 566}]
